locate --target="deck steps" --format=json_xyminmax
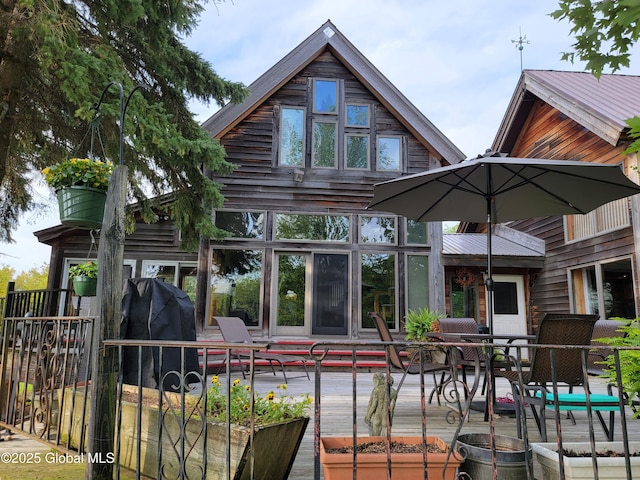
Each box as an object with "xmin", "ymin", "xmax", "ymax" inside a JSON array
[{"xmin": 197, "ymin": 338, "xmax": 393, "ymax": 372}]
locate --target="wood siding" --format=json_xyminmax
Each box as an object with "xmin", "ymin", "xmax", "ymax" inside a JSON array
[
  {"xmin": 507, "ymin": 99, "xmax": 635, "ymax": 328},
  {"xmin": 207, "ymin": 49, "xmax": 441, "ymax": 334}
]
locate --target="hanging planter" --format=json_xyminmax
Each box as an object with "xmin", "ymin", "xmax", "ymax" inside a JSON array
[
  {"xmin": 57, "ymin": 186, "xmax": 107, "ymax": 229},
  {"xmin": 69, "ymin": 261, "xmax": 98, "ymax": 297},
  {"xmin": 72, "ymin": 275, "xmax": 97, "ymax": 297},
  {"xmin": 42, "ymin": 158, "xmax": 113, "ymax": 230}
]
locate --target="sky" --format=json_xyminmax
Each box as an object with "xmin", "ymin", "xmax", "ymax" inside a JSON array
[{"xmin": 3, "ymin": 0, "xmax": 640, "ymax": 273}]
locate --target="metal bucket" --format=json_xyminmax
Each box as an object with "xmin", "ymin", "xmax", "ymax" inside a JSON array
[{"xmin": 456, "ymin": 433, "xmax": 532, "ymax": 480}]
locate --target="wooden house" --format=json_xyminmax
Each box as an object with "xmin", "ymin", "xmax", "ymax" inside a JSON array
[
  {"xmin": 35, "ymin": 21, "xmax": 472, "ymax": 338},
  {"xmin": 462, "ymin": 69, "xmax": 640, "ymax": 330}
]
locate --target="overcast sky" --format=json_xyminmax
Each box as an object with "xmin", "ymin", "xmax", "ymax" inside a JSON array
[{"xmin": 4, "ymin": 0, "xmax": 640, "ymax": 272}]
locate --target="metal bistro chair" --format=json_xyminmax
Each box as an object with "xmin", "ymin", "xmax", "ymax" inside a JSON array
[
  {"xmin": 213, "ymin": 316, "xmax": 310, "ymax": 383},
  {"xmin": 499, "ymin": 313, "xmax": 620, "ymax": 441},
  {"xmin": 368, "ymin": 312, "xmax": 455, "ymax": 396}
]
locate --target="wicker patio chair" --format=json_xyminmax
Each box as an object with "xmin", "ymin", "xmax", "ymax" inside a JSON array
[
  {"xmin": 213, "ymin": 316, "xmax": 310, "ymax": 383},
  {"xmin": 499, "ymin": 313, "xmax": 620, "ymax": 441},
  {"xmin": 438, "ymin": 317, "xmax": 485, "ymax": 397},
  {"xmin": 587, "ymin": 318, "xmax": 626, "ymax": 376}
]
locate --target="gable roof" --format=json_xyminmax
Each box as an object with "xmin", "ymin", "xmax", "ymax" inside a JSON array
[
  {"xmin": 494, "ymin": 69, "xmax": 640, "ymax": 151},
  {"xmin": 202, "ymin": 20, "xmax": 465, "ymax": 165}
]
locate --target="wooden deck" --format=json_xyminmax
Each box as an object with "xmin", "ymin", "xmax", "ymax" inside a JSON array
[{"xmin": 234, "ymin": 369, "xmax": 640, "ymax": 479}]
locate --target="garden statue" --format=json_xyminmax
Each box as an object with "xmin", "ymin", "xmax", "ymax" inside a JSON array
[{"xmin": 364, "ymin": 372, "xmax": 397, "ymax": 436}]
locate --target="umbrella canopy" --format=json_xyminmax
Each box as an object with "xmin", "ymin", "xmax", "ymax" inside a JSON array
[{"xmin": 368, "ymin": 154, "xmax": 640, "ymax": 331}]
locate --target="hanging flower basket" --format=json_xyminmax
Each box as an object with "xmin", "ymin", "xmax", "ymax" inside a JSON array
[
  {"xmin": 72, "ymin": 275, "xmax": 97, "ymax": 297},
  {"xmin": 42, "ymin": 158, "xmax": 113, "ymax": 230},
  {"xmin": 56, "ymin": 186, "xmax": 107, "ymax": 230}
]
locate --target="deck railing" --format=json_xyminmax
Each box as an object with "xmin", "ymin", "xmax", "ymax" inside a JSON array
[{"xmin": 1, "ymin": 317, "xmax": 639, "ymax": 479}]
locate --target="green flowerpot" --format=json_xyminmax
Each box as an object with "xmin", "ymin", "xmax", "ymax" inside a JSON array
[
  {"xmin": 72, "ymin": 276, "xmax": 97, "ymax": 297},
  {"xmin": 56, "ymin": 186, "xmax": 107, "ymax": 230}
]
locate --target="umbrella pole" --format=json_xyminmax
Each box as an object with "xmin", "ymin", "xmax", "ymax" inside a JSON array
[{"xmin": 486, "ymin": 209, "xmax": 494, "ymax": 336}]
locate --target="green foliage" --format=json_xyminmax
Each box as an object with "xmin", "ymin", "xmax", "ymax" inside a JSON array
[
  {"xmin": 551, "ymin": 1, "xmax": 640, "ymax": 78},
  {"xmin": 601, "ymin": 318, "xmax": 640, "ymax": 414},
  {"xmin": 42, "ymin": 158, "xmax": 114, "ymax": 191},
  {"xmin": 0, "ymin": 1, "xmax": 249, "ymax": 246},
  {"xmin": 0, "ymin": 265, "xmax": 16, "ymax": 297},
  {"xmin": 69, "ymin": 261, "xmax": 98, "ymax": 279},
  {"xmin": 404, "ymin": 307, "xmax": 445, "ymax": 341},
  {"xmin": 200, "ymin": 376, "xmax": 312, "ymax": 426},
  {"xmin": 14, "ymin": 263, "xmax": 49, "ymax": 290}
]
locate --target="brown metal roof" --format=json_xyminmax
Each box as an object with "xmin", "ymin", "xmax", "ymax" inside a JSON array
[{"xmin": 494, "ymin": 70, "xmax": 640, "ymax": 150}]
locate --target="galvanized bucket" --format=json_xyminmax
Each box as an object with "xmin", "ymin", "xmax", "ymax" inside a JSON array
[{"xmin": 456, "ymin": 433, "xmax": 533, "ymax": 480}]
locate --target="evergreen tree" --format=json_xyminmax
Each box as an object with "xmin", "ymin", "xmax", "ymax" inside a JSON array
[{"xmin": 0, "ymin": 0, "xmax": 248, "ymax": 248}]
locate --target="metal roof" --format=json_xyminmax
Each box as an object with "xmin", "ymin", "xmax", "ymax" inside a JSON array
[
  {"xmin": 443, "ymin": 233, "xmax": 543, "ymax": 257},
  {"xmin": 494, "ymin": 69, "xmax": 640, "ymax": 150}
]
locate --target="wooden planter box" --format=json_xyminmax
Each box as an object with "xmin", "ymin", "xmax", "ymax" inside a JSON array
[
  {"xmin": 60, "ymin": 386, "xmax": 308, "ymax": 480},
  {"xmin": 532, "ymin": 441, "xmax": 640, "ymax": 480},
  {"xmin": 320, "ymin": 435, "xmax": 461, "ymax": 480}
]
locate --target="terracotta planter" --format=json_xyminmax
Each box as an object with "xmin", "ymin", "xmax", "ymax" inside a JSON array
[
  {"xmin": 532, "ymin": 441, "xmax": 640, "ymax": 480},
  {"xmin": 60, "ymin": 386, "xmax": 309, "ymax": 480},
  {"xmin": 72, "ymin": 276, "xmax": 97, "ymax": 297},
  {"xmin": 56, "ymin": 185, "xmax": 106, "ymax": 230},
  {"xmin": 320, "ymin": 435, "xmax": 461, "ymax": 480}
]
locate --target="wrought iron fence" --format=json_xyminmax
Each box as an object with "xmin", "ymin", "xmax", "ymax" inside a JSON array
[{"xmin": 1, "ymin": 321, "xmax": 639, "ymax": 479}]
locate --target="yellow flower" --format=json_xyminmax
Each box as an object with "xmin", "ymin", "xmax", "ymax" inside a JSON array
[
  {"xmin": 233, "ymin": 379, "xmax": 241, "ymax": 386},
  {"xmin": 266, "ymin": 391, "xmax": 276, "ymax": 401},
  {"xmin": 211, "ymin": 376, "xmax": 219, "ymax": 384}
]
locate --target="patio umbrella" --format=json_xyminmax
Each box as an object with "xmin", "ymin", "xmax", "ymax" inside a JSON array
[{"xmin": 367, "ymin": 152, "xmax": 640, "ymax": 332}]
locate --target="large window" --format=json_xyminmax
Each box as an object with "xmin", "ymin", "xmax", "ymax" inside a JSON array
[
  {"xmin": 361, "ymin": 253, "xmax": 397, "ymax": 329},
  {"xmin": 406, "ymin": 254, "xmax": 429, "ymax": 312},
  {"xmin": 280, "ymin": 107, "xmax": 305, "ymax": 166},
  {"xmin": 141, "ymin": 261, "xmax": 198, "ymax": 302},
  {"xmin": 566, "ymin": 198, "xmax": 630, "ymax": 241},
  {"xmin": 275, "ymin": 213, "xmax": 350, "ymax": 242},
  {"xmin": 278, "ymin": 79, "xmax": 405, "ymax": 172},
  {"xmin": 215, "ymin": 210, "xmax": 264, "ymax": 239},
  {"xmin": 570, "ymin": 258, "xmax": 635, "ymax": 319},
  {"xmin": 209, "ymin": 249, "xmax": 263, "ymax": 326},
  {"xmin": 360, "ymin": 216, "xmax": 396, "ymax": 244}
]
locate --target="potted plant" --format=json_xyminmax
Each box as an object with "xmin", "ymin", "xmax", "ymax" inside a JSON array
[
  {"xmin": 42, "ymin": 157, "xmax": 114, "ymax": 229},
  {"xmin": 404, "ymin": 307, "xmax": 446, "ymax": 363},
  {"xmin": 531, "ymin": 441, "xmax": 640, "ymax": 480},
  {"xmin": 320, "ymin": 435, "xmax": 462, "ymax": 480},
  {"xmin": 403, "ymin": 307, "xmax": 444, "ymax": 341},
  {"xmin": 68, "ymin": 261, "xmax": 98, "ymax": 297},
  {"xmin": 60, "ymin": 377, "xmax": 312, "ymax": 480}
]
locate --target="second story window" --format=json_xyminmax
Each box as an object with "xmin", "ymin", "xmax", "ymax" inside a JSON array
[
  {"xmin": 314, "ymin": 79, "xmax": 337, "ymax": 113},
  {"xmin": 312, "ymin": 120, "xmax": 337, "ymax": 168},
  {"xmin": 279, "ymin": 107, "xmax": 305, "ymax": 166},
  {"xmin": 377, "ymin": 136, "xmax": 401, "ymax": 171}
]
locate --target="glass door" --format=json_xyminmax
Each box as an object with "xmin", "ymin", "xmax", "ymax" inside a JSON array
[{"xmin": 273, "ymin": 252, "xmax": 349, "ymax": 336}]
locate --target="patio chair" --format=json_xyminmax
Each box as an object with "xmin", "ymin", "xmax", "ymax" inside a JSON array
[
  {"xmin": 213, "ymin": 316, "xmax": 310, "ymax": 383},
  {"xmin": 368, "ymin": 312, "xmax": 453, "ymax": 393},
  {"xmin": 587, "ymin": 318, "xmax": 626, "ymax": 376},
  {"xmin": 438, "ymin": 317, "xmax": 484, "ymax": 397},
  {"xmin": 499, "ymin": 313, "xmax": 620, "ymax": 441}
]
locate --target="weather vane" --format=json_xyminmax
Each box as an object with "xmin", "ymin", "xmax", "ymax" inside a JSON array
[{"xmin": 511, "ymin": 27, "xmax": 530, "ymax": 71}]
